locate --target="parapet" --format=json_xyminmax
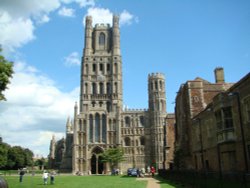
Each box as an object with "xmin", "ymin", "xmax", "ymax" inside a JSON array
[
  {"xmin": 94, "ymin": 23, "xmax": 111, "ymax": 29},
  {"xmin": 148, "ymin": 72, "xmax": 165, "ymax": 80}
]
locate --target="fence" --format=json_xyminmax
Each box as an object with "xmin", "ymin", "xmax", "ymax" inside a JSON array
[{"xmin": 158, "ymin": 169, "xmax": 250, "ymax": 188}]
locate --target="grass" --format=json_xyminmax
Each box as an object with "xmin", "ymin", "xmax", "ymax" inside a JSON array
[
  {"xmin": 3, "ymin": 175, "xmax": 147, "ymax": 188},
  {"xmin": 1, "ymin": 174, "xmax": 184, "ymax": 188}
]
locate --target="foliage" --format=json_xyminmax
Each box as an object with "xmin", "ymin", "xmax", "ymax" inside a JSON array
[
  {"xmin": 0, "ymin": 142, "xmax": 10, "ymax": 168},
  {"xmin": 0, "ymin": 48, "xmax": 14, "ymax": 101},
  {"xmin": 0, "ymin": 140, "xmax": 34, "ymax": 169},
  {"xmin": 100, "ymin": 147, "xmax": 125, "ymax": 169}
]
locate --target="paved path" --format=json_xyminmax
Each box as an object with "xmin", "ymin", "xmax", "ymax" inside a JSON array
[{"xmin": 137, "ymin": 177, "xmax": 160, "ymax": 188}]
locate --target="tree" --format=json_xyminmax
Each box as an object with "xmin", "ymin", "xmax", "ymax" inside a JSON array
[
  {"xmin": 0, "ymin": 142, "xmax": 10, "ymax": 169},
  {"xmin": 100, "ymin": 147, "xmax": 125, "ymax": 169},
  {"xmin": 0, "ymin": 48, "xmax": 14, "ymax": 101}
]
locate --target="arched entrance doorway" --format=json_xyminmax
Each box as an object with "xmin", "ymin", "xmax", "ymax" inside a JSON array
[{"xmin": 90, "ymin": 147, "xmax": 105, "ymax": 174}]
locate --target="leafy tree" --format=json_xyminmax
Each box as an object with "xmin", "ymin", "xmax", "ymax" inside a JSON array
[
  {"xmin": 100, "ymin": 147, "xmax": 125, "ymax": 169},
  {"xmin": 24, "ymin": 148, "xmax": 34, "ymax": 166},
  {"xmin": 0, "ymin": 48, "xmax": 14, "ymax": 101},
  {"xmin": 0, "ymin": 142, "xmax": 10, "ymax": 169},
  {"xmin": 7, "ymin": 146, "xmax": 26, "ymax": 169}
]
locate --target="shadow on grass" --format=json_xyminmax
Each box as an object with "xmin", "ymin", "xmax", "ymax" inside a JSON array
[{"xmin": 154, "ymin": 175, "xmax": 186, "ymax": 188}]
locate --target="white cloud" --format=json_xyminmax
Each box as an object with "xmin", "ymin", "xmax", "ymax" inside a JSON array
[
  {"xmin": 0, "ymin": 62, "xmax": 79, "ymax": 156},
  {"xmin": 58, "ymin": 7, "xmax": 75, "ymax": 17},
  {"xmin": 84, "ymin": 7, "xmax": 138, "ymax": 26},
  {"xmin": 64, "ymin": 52, "xmax": 81, "ymax": 66},
  {"xmin": 0, "ymin": 0, "xmax": 95, "ymax": 54},
  {"xmin": 120, "ymin": 10, "xmax": 138, "ymax": 26},
  {"xmin": 0, "ymin": 11, "xmax": 35, "ymax": 53}
]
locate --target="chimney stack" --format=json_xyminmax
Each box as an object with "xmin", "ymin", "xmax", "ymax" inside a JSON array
[{"xmin": 214, "ymin": 67, "xmax": 225, "ymax": 83}]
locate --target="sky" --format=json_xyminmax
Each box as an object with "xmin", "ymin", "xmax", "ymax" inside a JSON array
[{"xmin": 0, "ymin": 0, "xmax": 249, "ymax": 157}]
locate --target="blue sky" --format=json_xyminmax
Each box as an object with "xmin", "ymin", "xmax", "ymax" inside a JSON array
[{"xmin": 0, "ymin": 0, "xmax": 249, "ymax": 156}]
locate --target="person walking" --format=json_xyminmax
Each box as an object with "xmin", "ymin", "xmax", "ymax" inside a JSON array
[
  {"xmin": 50, "ymin": 170, "xmax": 56, "ymax": 184},
  {"xmin": 150, "ymin": 166, "xmax": 155, "ymax": 177},
  {"xmin": 42, "ymin": 170, "xmax": 49, "ymax": 185},
  {"xmin": 19, "ymin": 168, "xmax": 25, "ymax": 183}
]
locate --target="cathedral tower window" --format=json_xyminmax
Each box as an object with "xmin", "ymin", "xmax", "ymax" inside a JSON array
[
  {"xmin": 85, "ymin": 64, "xmax": 88, "ymax": 74},
  {"xmin": 106, "ymin": 83, "xmax": 111, "ymax": 94},
  {"xmin": 155, "ymin": 81, "xmax": 158, "ymax": 90},
  {"xmin": 114, "ymin": 82, "xmax": 118, "ymax": 93},
  {"xmin": 139, "ymin": 116, "xmax": 144, "ymax": 126},
  {"xmin": 84, "ymin": 83, "xmax": 88, "ymax": 94},
  {"xmin": 159, "ymin": 80, "xmax": 162, "ymax": 90},
  {"xmin": 102, "ymin": 114, "xmax": 106, "ymax": 142},
  {"xmin": 114, "ymin": 63, "xmax": 117, "ymax": 74},
  {"xmin": 107, "ymin": 64, "xmax": 110, "ymax": 72},
  {"xmin": 99, "ymin": 83, "xmax": 104, "ymax": 94},
  {"xmin": 125, "ymin": 116, "xmax": 130, "ymax": 127},
  {"xmin": 125, "ymin": 137, "xmax": 131, "ymax": 146},
  {"xmin": 140, "ymin": 137, "xmax": 145, "ymax": 146},
  {"xmin": 89, "ymin": 114, "xmax": 93, "ymax": 142},
  {"xmin": 99, "ymin": 33, "xmax": 105, "ymax": 45},
  {"xmin": 99, "ymin": 63, "xmax": 103, "ymax": 72},
  {"xmin": 92, "ymin": 64, "xmax": 96, "ymax": 73},
  {"xmin": 92, "ymin": 83, "xmax": 97, "ymax": 94},
  {"xmin": 95, "ymin": 113, "xmax": 100, "ymax": 142},
  {"xmin": 151, "ymin": 82, "xmax": 153, "ymax": 90}
]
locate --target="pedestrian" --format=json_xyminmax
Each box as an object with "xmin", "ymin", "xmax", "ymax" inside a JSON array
[
  {"xmin": 141, "ymin": 167, "xmax": 145, "ymax": 177},
  {"xmin": 136, "ymin": 168, "xmax": 141, "ymax": 177},
  {"xmin": 147, "ymin": 166, "xmax": 150, "ymax": 174},
  {"xmin": 19, "ymin": 168, "xmax": 25, "ymax": 183},
  {"xmin": 150, "ymin": 166, "xmax": 155, "ymax": 177},
  {"xmin": 42, "ymin": 170, "xmax": 49, "ymax": 185},
  {"xmin": 50, "ymin": 170, "xmax": 56, "ymax": 184}
]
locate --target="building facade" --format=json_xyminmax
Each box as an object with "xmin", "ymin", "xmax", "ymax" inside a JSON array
[
  {"xmin": 175, "ymin": 67, "xmax": 250, "ymax": 173},
  {"xmin": 48, "ymin": 15, "xmax": 175, "ymax": 174}
]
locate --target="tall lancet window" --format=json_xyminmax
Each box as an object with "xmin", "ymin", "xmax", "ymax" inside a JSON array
[
  {"xmin": 89, "ymin": 114, "xmax": 93, "ymax": 142},
  {"xmin": 99, "ymin": 33, "xmax": 105, "ymax": 45},
  {"xmin": 102, "ymin": 114, "xmax": 106, "ymax": 143},
  {"xmin": 95, "ymin": 113, "xmax": 100, "ymax": 142}
]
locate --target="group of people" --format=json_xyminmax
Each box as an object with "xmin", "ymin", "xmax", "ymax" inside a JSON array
[
  {"xmin": 137, "ymin": 166, "xmax": 155, "ymax": 178},
  {"xmin": 42, "ymin": 170, "xmax": 56, "ymax": 185},
  {"xmin": 19, "ymin": 168, "xmax": 56, "ymax": 185}
]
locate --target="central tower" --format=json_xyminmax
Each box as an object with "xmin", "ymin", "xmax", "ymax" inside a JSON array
[{"xmin": 72, "ymin": 15, "xmax": 123, "ymax": 174}]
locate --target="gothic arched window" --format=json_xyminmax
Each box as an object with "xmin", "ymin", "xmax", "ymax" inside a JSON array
[
  {"xmin": 99, "ymin": 33, "xmax": 105, "ymax": 45},
  {"xmin": 140, "ymin": 137, "xmax": 145, "ymax": 146},
  {"xmin": 102, "ymin": 114, "xmax": 106, "ymax": 142},
  {"xmin": 125, "ymin": 137, "xmax": 131, "ymax": 146},
  {"xmin": 92, "ymin": 83, "xmax": 97, "ymax": 94},
  {"xmin": 99, "ymin": 82, "xmax": 104, "ymax": 94},
  {"xmin": 125, "ymin": 116, "xmax": 130, "ymax": 127},
  {"xmin": 95, "ymin": 113, "xmax": 100, "ymax": 142},
  {"xmin": 89, "ymin": 114, "xmax": 93, "ymax": 142}
]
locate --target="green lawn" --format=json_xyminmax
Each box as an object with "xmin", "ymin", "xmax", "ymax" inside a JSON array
[{"xmin": 1, "ymin": 175, "xmax": 181, "ymax": 188}]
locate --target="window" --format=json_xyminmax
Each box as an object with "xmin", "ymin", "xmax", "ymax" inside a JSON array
[
  {"xmin": 92, "ymin": 83, "xmax": 97, "ymax": 94},
  {"xmin": 84, "ymin": 83, "xmax": 88, "ymax": 94},
  {"xmin": 107, "ymin": 102, "xmax": 111, "ymax": 112},
  {"xmin": 106, "ymin": 83, "xmax": 111, "ymax": 94},
  {"xmin": 139, "ymin": 116, "xmax": 144, "ymax": 126},
  {"xmin": 125, "ymin": 116, "xmax": 130, "ymax": 127},
  {"xmin": 99, "ymin": 33, "xmax": 105, "ymax": 45},
  {"xmin": 125, "ymin": 137, "xmax": 131, "ymax": 146},
  {"xmin": 215, "ymin": 107, "xmax": 233, "ymax": 130},
  {"xmin": 102, "ymin": 115, "xmax": 106, "ymax": 142},
  {"xmin": 92, "ymin": 64, "xmax": 96, "ymax": 72},
  {"xmin": 99, "ymin": 83, "xmax": 104, "ymax": 94},
  {"xmin": 107, "ymin": 64, "xmax": 110, "ymax": 72},
  {"xmin": 95, "ymin": 113, "xmax": 100, "ymax": 142},
  {"xmin": 89, "ymin": 114, "xmax": 93, "ymax": 142},
  {"xmin": 245, "ymin": 97, "xmax": 250, "ymax": 122},
  {"xmin": 155, "ymin": 81, "xmax": 158, "ymax": 90},
  {"xmin": 140, "ymin": 137, "xmax": 145, "ymax": 145},
  {"xmin": 100, "ymin": 64, "xmax": 103, "ymax": 71},
  {"xmin": 114, "ymin": 82, "xmax": 118, "ymax": 93},
  {"xmin": 215, "ymin": 110, "xmax": 222, "ymax": 130},
  {"xmin": 223, "ymin": 107, "xmax": 233, "ymax": 128}
]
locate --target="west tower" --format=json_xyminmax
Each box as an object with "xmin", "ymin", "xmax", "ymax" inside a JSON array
[{"xmin": 73, "ymin": 15, "xmax": 123, "ymax": 174}]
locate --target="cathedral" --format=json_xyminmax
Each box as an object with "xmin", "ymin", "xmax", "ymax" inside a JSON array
[{"xmin": 48, "ymin": 15, "xmax": 175, "ymax": 174}]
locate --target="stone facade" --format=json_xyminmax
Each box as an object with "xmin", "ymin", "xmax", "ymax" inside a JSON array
[
  {"xmin": 176, "ymin": 68, "xmax": 250, "ymax": 173},
  {"xmin": 48, "ymin": 15, "xmax": 175, "ymax": 174}
]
